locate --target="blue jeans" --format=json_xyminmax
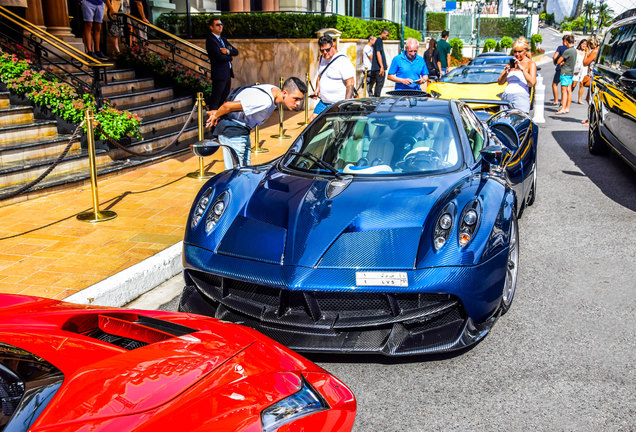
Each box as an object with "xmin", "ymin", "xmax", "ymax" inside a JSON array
[{"xmin": 219, "ymin": 133, "xmax": 251, "ymax": 170}]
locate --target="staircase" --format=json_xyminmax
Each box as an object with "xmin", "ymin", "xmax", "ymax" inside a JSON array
[{"xmin": 0, "ymin": 66, "xmax": 199, "ymax": 204}]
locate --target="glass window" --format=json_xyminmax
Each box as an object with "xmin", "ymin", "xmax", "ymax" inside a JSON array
[
  {"xmin": 599, "ymin": 24, "xmax": 636, "ymax": 70},
  {"xmin": 440, "ymin": 65, "xmax": 506, "ymax": 84},
  {"xmin": 286, "ymin": 113, "xmax": 462, "ymax": 176},
  {"xmin": 459, "ymin": 105, "xmax": 485, "ymax": 159}
]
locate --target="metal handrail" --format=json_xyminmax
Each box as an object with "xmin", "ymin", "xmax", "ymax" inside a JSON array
[
  {"xmin": 118, "ymin": 13, "xmax": 212, "ymax": 81},
  {"xmin": 0, "ymin": 5, "xmax": 112, "ymax": 67},
  {"xmin": 116, "ymin": 12, "xmax": 207, "ymax": 56}
]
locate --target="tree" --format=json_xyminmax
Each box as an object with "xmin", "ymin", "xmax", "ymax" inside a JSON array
[
  {"xmin": 582, "ymin": 1, "xmax": 596, "ymax": 35},
  {"xmin": 597, "ymin": 3, "xmax": 613, "ymax": 31}
]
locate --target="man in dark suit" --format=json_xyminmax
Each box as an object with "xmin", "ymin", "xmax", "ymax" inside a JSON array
[{"xmin": 206, "ymin": 17, "xmax": 239, "ymax": 110}]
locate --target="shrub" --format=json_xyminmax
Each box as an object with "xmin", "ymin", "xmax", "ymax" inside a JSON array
[
  {"xmin": 426, "ymin": 12, "xmax": 447, "ymax": 32},
  {"xmin": 480, "ymin": 18, "xmax": 526, "ymax": 38},
  {"xmin": 483, "ymin": 38, "xmax": 497, "ymax": 52},
  {"xmin": 449, "ymin": 38, "xmax": 463, "ymax": 60},
  {"xmin": 530, "ymin": 33, "xmax": 542, "ymax": 54},
  {"xmin": 500, "ymin": 36, "xmax": 513, "ymax": 49},
  {"xmin": 540, "ymin": 12, "xmax": 555, "ymax": 25},
  {"xmin": 116, "ymin": 46, "xmax": 213, "ymax": 96},
  {"xmin": 495, "ymin": 41, "xmax": 502, "ymax": 52},
  {"xmin": 0, "ymin": 50, "xmax": 140, "ymax": 141},
  {"xmin": 157, "ymin": 12, "xmax": 422, "ymax": 40}
]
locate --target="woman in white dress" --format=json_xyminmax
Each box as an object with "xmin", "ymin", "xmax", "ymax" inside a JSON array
[{"xmin": 572, "ymin": 39, "xmax": 588, "ymax": 104}]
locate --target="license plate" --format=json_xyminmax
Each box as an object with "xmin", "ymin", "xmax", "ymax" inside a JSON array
[{"xmin": 355, "ymin": 271, "xmax": 408, "ymax": 287}]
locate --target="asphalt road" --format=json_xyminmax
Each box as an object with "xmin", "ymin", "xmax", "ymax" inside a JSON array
[{"xmin": 155, "ymin": 27, "xmax": 636, "ymax": 431}]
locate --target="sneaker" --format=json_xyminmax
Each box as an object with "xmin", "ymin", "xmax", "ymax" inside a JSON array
[{"xmin": 95, "ymin": 52, "xmax": 109, "ymax": 60}]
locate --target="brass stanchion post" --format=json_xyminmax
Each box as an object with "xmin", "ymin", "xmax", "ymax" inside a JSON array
[
  {"xmin": 364, "ymin": 68, "xmax": 368, "ymax": 97},
  {"xmin": 187, "ymin": 92, "xmax": 214, "ymax": 179},
  {"xmin": 251, "ymin": 82, "xmax": 268, "ymax": 154},
  {"xmin": 77, "ymin": 108, "xmax": 117, "ymax": 223},
  {"xmin": 298, "ymin": 72, "xmax": 310, "ymax": 126},
  {"xmin": 271, "ymin": 76, "xmax": 291, "ymax": 139}
]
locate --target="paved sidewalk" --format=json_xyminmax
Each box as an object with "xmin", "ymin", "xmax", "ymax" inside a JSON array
[{"xmin": 0, "ymin": 110, "xmax": 309, "ymax": 301}]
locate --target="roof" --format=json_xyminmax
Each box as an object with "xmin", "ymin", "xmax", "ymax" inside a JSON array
[{"xmin": 329, "ymin": 97, "xmax": 454, "ymax": 115}]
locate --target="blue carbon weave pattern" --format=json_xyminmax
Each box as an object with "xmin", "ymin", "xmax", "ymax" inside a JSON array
[{"xmin": 318, "ymin": 227, "xmax": 422, "ymax": 268}]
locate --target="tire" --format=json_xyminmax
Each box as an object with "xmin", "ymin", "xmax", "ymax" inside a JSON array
[
  {"xmin": 500, "ymin": 214, "xmax": 519, "ymax": 315},
  {"xmin": 588, "ymin": 106, "xmax": 609, "ymax": 155},
  {"xmin": 526, "ymin": 166, "xmax": 537, "ymax": 207}
]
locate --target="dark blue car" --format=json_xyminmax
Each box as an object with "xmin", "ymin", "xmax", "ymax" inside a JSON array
[{"xmin": 179, "ymin": 96, "xmax": 538, "ymax": 356}]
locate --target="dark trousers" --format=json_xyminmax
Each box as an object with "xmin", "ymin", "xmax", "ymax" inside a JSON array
[
  {"xmin": 208, "ymin": 78, "xmax": 231, "ymax": 110},
  {"xmin": 368, "ymin": 70, "xmax": 386, "ymax": 97}
]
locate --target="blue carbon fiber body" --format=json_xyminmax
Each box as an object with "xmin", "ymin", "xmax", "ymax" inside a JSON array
[{"xmin": 180, "ymin": 97, "xmax": 537, "ymax": 355}]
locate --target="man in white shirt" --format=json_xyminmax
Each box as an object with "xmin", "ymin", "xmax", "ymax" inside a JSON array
[
  {"xmin": 206, "ymin": 78, "xmax": 307, "ymax": 169},
  {"xmin": 362, "ymin": 35, "xmax": 376, "ymax": 96},
  {"xmin": 310, "ymin": 35, "xmax": 356, "ymax": 121}
]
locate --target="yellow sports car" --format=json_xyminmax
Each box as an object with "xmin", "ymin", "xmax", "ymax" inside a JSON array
[{"xmin": 428, "ymin": 65, "xmax": 507, "ymax": 110}]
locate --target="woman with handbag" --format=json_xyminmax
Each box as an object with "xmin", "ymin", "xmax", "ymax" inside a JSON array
[{"xmin": 572, "ymin": 39, "xmax": 588, "ymax": 104}]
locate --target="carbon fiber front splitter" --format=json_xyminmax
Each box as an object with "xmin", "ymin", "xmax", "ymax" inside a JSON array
[{"xmin": 179, "ymin": 283, "xmax": 498, "ymax": 356}]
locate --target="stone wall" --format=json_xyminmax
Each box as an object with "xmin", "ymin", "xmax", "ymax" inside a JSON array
[{"xmin": 188, "ymin": 38, "xmax": 413, "ymax": 95}]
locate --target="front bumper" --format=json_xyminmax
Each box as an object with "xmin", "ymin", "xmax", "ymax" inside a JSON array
[{"xmin": 180, "ymin": 244, "xmax": 508, "ymax": 356}]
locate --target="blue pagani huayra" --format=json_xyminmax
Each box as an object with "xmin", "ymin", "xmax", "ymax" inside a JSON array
[{"xmin": 179, "ymin": 95, "xmax": 538, "ymax": 356}]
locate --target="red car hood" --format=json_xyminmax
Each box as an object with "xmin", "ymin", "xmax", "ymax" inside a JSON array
[{"xmin": 0, "ymin": 295, "xmax": 327, "ymax": 429}]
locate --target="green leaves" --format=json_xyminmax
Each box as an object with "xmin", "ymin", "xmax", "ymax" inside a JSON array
[
  {"xmin": 0, "ymin": 49, "xmax": 141, "ymax": 141},
  {"xmin": 155, "ymin": 13, "xmax": 422, "ymax": 40},
  {"xmin": 449, "ymin": 38, "xmax": 464, "ymax": 60}
]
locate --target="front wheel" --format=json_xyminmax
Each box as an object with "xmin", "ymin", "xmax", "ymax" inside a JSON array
[{"xmin": 500, "ymin": 214, "xmax": 519, "ymax": 315}]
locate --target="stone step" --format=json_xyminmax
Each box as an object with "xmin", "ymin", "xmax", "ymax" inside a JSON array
[
  {"xmin": 0, "ymin": 147, "xmax": 110, "ymax": 189},
  {"xmin": 0, "ymin": 106, "xmax": 34, "ymax": 127},
  {"xmin": 101, "ymin": 78, "xmax": 156, "ymax": 97},
  {"xmin": 129, "ymin": 96, "xmax": 193, "ymax": 120},
  {"xmin": 0, "ymin": 93, "xmax": 9, "ymax": 109},
  {"xmin": 110, "ymin": 124, "xmax": 199, "ymax": 159},
  {"xmin": 0, "ymin": 135, "xmax": 81, "ymax": 165},
  {"xmin": 139, "ymin": 110, "xmax": 197, "ymax": 138},
  {"xmin": 71, "ymin": 68, "xmax": 136, "ymax": 84},
  {"xmin": 0, "ymin": 120, "xmax": 58, "ymax": 145},
  {"xmin": 108, "ymin": 88, "xmax": 174, "ymax": 110}
]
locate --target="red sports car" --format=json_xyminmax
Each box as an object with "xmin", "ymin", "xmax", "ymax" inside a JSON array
[{"xmin": 0, "ymin": 295, "xmax": 356, "ymax": 432}]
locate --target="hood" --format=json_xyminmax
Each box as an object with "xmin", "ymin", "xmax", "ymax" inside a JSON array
[
  {"xmin": 0, "ymin": 296, "xmax": 306, "ymax": 427},
  {"xmin": 214, "ymin": 169, "xmax": 471, "ymax": 269},
  {"xmin": 430, "ymin": 82, "xmax": 506, "ymax": 105}
]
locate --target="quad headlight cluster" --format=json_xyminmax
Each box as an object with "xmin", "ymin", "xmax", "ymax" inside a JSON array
[
  {"xmin": 433, "ymin": 200, "xmax": 481, "ymax": 250},
  {"xmin": 261, "ymin": 377, "xmax": 329, "ymax": 432},
  {"xmin": 205, "ymin": 191, "xmax": 229, "ymax": 232},
  {"xmin": 190, "ymin": 189, "xmax": 230, "ymax": 232}
]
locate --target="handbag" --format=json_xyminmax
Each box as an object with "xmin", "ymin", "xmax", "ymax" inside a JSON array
[{"xmin": 582, "ymin": 75, "xmax": 591, "ymax": 87}]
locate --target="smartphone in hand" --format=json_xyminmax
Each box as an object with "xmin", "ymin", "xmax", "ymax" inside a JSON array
[{"xmin": 509, "ymin": 58, "xmax": 516, "ymax": 69}]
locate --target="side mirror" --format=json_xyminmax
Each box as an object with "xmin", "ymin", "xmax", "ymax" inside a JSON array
[
  {"xmin": 619, "ymin": 69, "xmax": 636, "ymax": 90},
  {"xmin": 190, "ymin": 140, "xmax": 240, "ymax": 168},
  {"xmin": 480, "ymin": 144, "xmax": 511, "ymax": 172}
]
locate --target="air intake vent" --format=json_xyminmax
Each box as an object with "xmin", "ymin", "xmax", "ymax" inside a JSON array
[{"xmin": 62, "ymin": 313, "xmax": 197, "ymax": 350}]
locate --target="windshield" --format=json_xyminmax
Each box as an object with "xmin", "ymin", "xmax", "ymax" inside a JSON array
[
  {"xmin": 440, "ymin": 66, "xmax": 504, "ymax": 84},
  {"xmin": 472, "ymin": 57, "xmax": 512, "ymax": 65},
  {"xmin": 285, "ymin": 113, "xmax": 462, "ymax": 176}
]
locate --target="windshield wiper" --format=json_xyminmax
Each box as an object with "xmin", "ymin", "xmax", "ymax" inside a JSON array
[{"xmin": 288, "ymin": 151, "xmax": 342, "ymax": 178}]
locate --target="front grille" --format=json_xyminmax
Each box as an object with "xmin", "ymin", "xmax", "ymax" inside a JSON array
[{"xmin": 187, "ymin": 270, "xmax": 459, "ymax": 329}]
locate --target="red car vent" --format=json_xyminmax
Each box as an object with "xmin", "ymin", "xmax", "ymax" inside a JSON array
[
  {"xmin": 62, "ymin": 313, "xmax": 197, "ymax": 350},
  {"xmin": 98, "ymin": 315, "xmax": 174, "ymax": 345}
]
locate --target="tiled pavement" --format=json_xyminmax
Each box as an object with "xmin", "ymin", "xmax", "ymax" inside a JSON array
[{"xmin": 0, "ymin": 110, "xmax": 309, "ymax": 300}]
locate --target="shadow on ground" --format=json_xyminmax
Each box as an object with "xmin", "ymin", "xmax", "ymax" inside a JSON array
[{"xmin": 552, "ymin": 130, "xmax": 636, "ymax": 211}]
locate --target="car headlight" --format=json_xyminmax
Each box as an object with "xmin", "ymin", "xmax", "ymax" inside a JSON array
[
  {"xmin": 205, "ymin": 191, "xmax": 230, "ymax": 232},
  {"xmin": 261, "ymin": 377, "xmax": 329, "ymax": 432},
  {"xmin": 458, "ymin": 200, "xmax": 481, "ymax": 247},
  {"xmin": 430, "ymin": 90, "xmax": 441, "ymax": 98},
  {"xmin": 191, "ymin": 188, "xmax": 213, "ymax": 228},
  {"xmin": 433, "ymin": 203, "xmax": 456, "ymax": 250}
]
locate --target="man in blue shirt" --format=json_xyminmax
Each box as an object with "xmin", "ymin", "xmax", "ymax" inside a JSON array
[{"xmin": 387, "ymin": 38, "xmax": 429, "ymax": 91}]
